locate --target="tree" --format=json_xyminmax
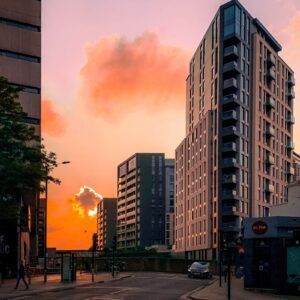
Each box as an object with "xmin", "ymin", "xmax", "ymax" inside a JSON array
[{"xmin": 0, "ymin": 76, "xmax": 59, "ymax": 219}]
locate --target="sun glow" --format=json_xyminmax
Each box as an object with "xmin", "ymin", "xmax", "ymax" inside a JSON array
[{"xmin": 88, "ymin": 207, "xmax": 97, "ymax": 217}]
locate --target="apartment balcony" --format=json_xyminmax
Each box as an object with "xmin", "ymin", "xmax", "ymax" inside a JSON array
[
  {"xmin": 222, "ymin": 174, "xmax": 237, "ymax": 185},
  {"xmin": 286, "ymin": 165, "xmax": 295, "ymax": 176},
  {"xmin": 222, "ymin": 110, "xmax": 237, "ymax": 123},
  {"xmin": 266, "ymin": 96, "xmax": 275, "ymax": 110},
  {"xmin": 222, "ymin": 142, "xmax": 237, "ymax": 153},
  {"xmin": 265, "ymin": 182, "xmax": 275, "ymax": 194},
  {"xmin": 222, "ymin": 158, "xmax": 238, "ymax": 169},
  {"xmin": 223, "ymin": 32, "xmax": 241, "ymax": 45},
  {"xmin": 265, "ymin": 125, "xmax": 275, "ymax": 137},
  {"xmin": 223, "ymin": 78, "xmax": 238, "ymax": 94},
  {"xmin": 223, "ymin": 45, "xmax": 238, "ymax": 62},
  {"xmin": 222, "ymin": 126, "xmax": 238, "ymax": 139},
  {"xmin": 267, "ymin": 68, "xmax": 276, "ymax": 81},
  {"xmin": 288, "ymin": 74, "xmax": 295, "ymax": 86},
  {"xmin": 267, "ymin": 53, "xmax": 276, "ymax": 66},
  {"xmin": 265, "ymin": 155, "xmax": 275, "ymax": 165},
  {"xmin": 222, "ymin": 221, "xmax": 240, "ymax": 232},
  {"xmin": 222, "ymin": 205, "xmax": 239, "ymax": 217},
  {"xmin": 287, "ymin": 114, "xmax": 295, "ymax": 124},
  {"xmin": 286, "ymin": 140, "xmax": 295, "ymax": 150},
  {"xmin": 287, "ymin": 89, "xmax": 295, "ymax": 100},
  {"xmin": 223, "ymin": 61, "xmax": 240, "ymax": 77},
  {"xmin": 222, "ymin": 189, "xmax": 239, "ymax": 201},
  {"xmin": 223, "ymin": 94, "xmax": 239, "ymax": 109}
]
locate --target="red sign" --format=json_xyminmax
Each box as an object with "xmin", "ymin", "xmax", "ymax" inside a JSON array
[{"xmin": 252, "ymin": 221, "xmax": 268, "ymax": 235}]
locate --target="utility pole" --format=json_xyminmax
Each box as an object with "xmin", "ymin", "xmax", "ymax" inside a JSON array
[
  {"xmin": 43, "ymin": 172, "xmax": 48, "ymax": 283},
  {"xmin": 92, "ymin": 233, "xmax": 97, "ymax": 282}
]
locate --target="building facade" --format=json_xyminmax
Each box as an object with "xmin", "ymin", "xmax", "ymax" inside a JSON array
[
  {"xmin": 175, "ymin": 0, "xmax": 295, "ymax": 260},
  {"xmin": 97, "ymin": 198, "xmax": 117, "ymax": 251},
  {"xmin": 270, "ymin": 181, "xmax": 300, "ymax": 217},
  {"xmin": 165, "ymin": 159, "xmax": 175, "ymax": 246},
  {"xmin": 292, "ymin": 152, "xmax": 300, "ymax": 181},
  {"xmin": 0, "ymin": 0, "xmax": 41, "ymax": 272},
  {"xmin": 117, "ymin": 153, "xmax": 166, "ymax": 250}
]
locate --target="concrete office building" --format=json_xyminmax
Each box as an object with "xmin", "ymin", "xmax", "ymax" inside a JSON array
[
  {"xmin": 117, "ymin": 154, "xmax": 166, "ymax": 250},
  {"xmin": 175, "ymin": 0, "xmax": 295, "ymax": 260},
  {"xmin": 0, "ymin": 0, "xmax": 41, "ymax": 272},
  {"xmin": 165, "ymin": 159, "xmax": 175, "ymax": 246},
  {"xmin": 97, "ymin": 198, "xmax": 117, "ymax": 251}
]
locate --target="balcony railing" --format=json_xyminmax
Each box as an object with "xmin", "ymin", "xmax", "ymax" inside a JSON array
[
  {"xmin": 267, "ymin": 68, "xmax": 276, "ymax": 81},
  {"xmin": 222, "ymin": 174, "xmax": 237, "ymax": 185},
  {"xmin": 223, "ymin": 45, "xmax": 238, "ymax": 61},
  {"xmin": 265, "ymin": 182, "xmax": 275, "ymax": 194},
  {"xmin": 222, "ymin": 110, "xmax": 237, "ymax": 122},
  {"xmin": 222, "ymin": 126, "xmax": 238, "ymax": 138},
  {"xmin": 265, "ymin": 155, "xmax": 275, "ymax": 165},
  {"xmin": 267, "ymin": 53, "xmax": 276, "ymax": 66},
  {"xmin": 286, "ymin": 165, "xmax": 295, "ymax": 176},
  {"xmin": 222, "ymin": 142, "xmax": 237, "ymax": 153},
  {"xmin": 223, "ymin": 61, "xmax": 240, "ymax": 76},
  {"xmin": 222, "ymin": 205, "xmax": 239, "ymax": 216},
  {"xmin": 223, "ymin": 78, "xmax": 238, "ymax": 93},
  {"xmin": 287, "ymin": 114, "xmax": 295, "ymax": 124},
  {"xmin": 288, "ymin": 74, "xmax": 295, "ymax": 86},
  {"xmin": 223, "ymin": 94, "xmax": 239, "ymax": 108},
  {"xmin": 266, "ymin": 126, "xmax": 275, "ymax": 137},
  {"xmin": 222, "ymin": 221, "xmax": 240, "ymax": 232},
  {"xmin": 286, "ymin": 140, "xmax": 295, "ymax": 150},
  {"xmin": 222, "ymin": 158, "xmax": 238, "ymax": 169},
  {"xmin": 287, "ymin": 89, "xmax": 295, "ymax": 100},
  {"xmin": 266, "ymin": 96, "xmax": 275, "ymax": 109}
]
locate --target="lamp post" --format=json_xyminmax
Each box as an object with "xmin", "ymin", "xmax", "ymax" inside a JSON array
[{"xmin": 44, "ymin": 161, "xmax": 70, "ymax": 283}]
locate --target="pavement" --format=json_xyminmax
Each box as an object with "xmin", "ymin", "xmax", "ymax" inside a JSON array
[
  {"xmin": 0, "ymin": 272, "xmax": 132, "ymax": 300},
  {"xmin": 188, "ymin": 276, "xmax": 300, "ymax": 300}
]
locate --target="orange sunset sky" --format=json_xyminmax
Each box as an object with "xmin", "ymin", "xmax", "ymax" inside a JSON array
[{"xmin": 42, "ymin": 0, "xmax": 300, "ymax": 249}]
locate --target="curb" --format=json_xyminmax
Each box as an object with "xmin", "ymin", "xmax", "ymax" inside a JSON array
[
  {"xmin": 0, "ymin": 274, "xmax": 133, "ymax": 300},
  {"xmin": 181, "ymin": 278, "xmax": 217, "ymax": 300}
]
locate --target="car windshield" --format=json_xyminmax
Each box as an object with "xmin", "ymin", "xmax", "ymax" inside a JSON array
[{"xmin": 191, "ymin": 262, "xmax": 209, "ymax": 268}]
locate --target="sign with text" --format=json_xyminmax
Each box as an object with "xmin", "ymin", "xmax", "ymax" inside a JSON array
[{"xmin": 252, "ymin": 220, "xmax": 268, "ymax": 235}]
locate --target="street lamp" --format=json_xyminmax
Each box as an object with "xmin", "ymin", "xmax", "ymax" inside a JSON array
[{"xmin": 44, "ymin": 160, "xmax": 70, "ymax": 283}]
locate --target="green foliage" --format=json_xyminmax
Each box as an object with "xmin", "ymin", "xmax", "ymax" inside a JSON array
[{"xmin": 0, "ymin": 76, "xmax": 59, "ymax": 212}]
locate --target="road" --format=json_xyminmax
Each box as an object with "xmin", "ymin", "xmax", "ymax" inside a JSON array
[{"xmin": 9, "ymin": 272, "xmax": 212, "ymax": 300}]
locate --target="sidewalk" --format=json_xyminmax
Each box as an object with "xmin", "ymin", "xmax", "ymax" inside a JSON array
[
  {"xmin": 0, "ymin": 272, "xmax": 132, "ymax": 300},
  {"xmin": 189, "ymin": 277, "xmax": 299, "ymax": 300}
]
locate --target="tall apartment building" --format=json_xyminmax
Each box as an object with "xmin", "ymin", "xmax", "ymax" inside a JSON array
[
  {"xmin": 97, "ymin": 198, "xmax": 117, "ymax": 251},
  {"xmin": 0, "ymin": 0, "xmax": 41, "ymax": 271},
  {"xmin": 165, "ymin": 159, "xmax": 175, "ymax": 246},
  {"xmin": 175, "ymin": 0, "xmax": 295, "ymax": 260},
  {"xmin": 117, "ymin": 153, "xmax": 166, "ymax": 250}
]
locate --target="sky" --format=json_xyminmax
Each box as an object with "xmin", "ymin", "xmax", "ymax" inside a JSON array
[{"xmin": 42, "ymin": 0, "xmax": 300, "ymax": 249}]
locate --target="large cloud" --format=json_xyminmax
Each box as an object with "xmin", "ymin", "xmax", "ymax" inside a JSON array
[
  {"xmin": 78, "ymin": 32, "xmax": 189, "ymax": 120},
  {"xmin": 42, "ymin": 97, "xmax": 67, "ymax": 137},
  {"xmin": 71, "ymin": 185, "xmax": 102, "ymax": 218}
]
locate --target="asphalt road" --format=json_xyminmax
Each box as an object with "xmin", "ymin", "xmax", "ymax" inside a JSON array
[{"xmin": 9, "ymin": 272, "xmax": 211, "ymax": 300}]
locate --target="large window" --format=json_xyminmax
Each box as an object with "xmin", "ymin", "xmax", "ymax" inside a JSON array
[{"xmin": 224, "ymin": 5, "xmax": 241, "ymax": 37}]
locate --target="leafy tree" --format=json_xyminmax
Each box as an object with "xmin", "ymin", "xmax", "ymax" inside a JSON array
[{"xmin": 0, "ymin": 76, "xmax": 59, "ymax": 220}]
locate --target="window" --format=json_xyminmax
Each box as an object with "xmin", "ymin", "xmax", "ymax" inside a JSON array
[
  {"xmin": 0, "ymin": 49, "xmax": 40, "ymax": 63},
  {"xmin": 0, "ymin": 17, "xmax": 40, "ymax": 32}
]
